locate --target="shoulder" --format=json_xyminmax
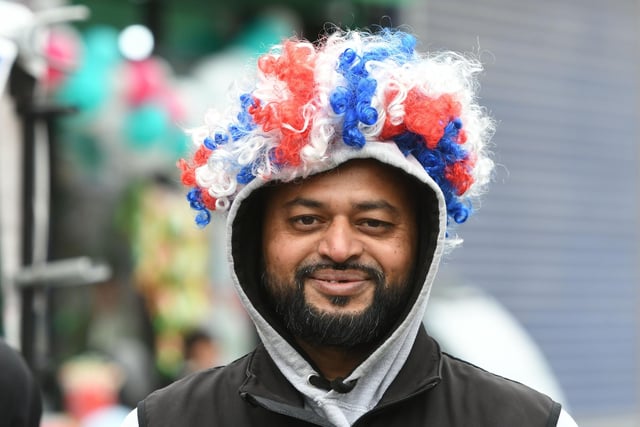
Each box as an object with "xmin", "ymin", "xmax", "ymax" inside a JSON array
[
  {"xmin": 139, "ymin": 352, "xmax": 254, "ymax": 425},
  {"xmin": 0, "ymin": 340, "xmax": 42, "ymax": 427},
  {"xmin": 439, "ymin": 353, "xmax": 562, "ymax": 423},
  {"xmin": 150, "ymin": 352, "xmax": 251, "ymax": 401},
  {"xmin": 441, "ymin": 352, "xmax": 556, "ymax": 398}
]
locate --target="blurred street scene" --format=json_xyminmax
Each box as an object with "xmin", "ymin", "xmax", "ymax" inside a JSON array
[{"xmin": 0, "ymin": 0, "xmax": 637, "ymax": 426}]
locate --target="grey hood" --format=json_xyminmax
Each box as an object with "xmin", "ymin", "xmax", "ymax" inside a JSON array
[{"xmin": 226, "ymin": 141, "xmax": 447, "ymax": 426}]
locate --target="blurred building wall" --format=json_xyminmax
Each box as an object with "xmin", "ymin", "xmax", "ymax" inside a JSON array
[{"xmin": 401, "ymin": 0, "xmax": 639, "ymax": 425}]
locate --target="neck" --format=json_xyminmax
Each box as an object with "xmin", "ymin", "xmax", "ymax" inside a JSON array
[{"xmin": 296, "ymin": 338, "xmax": 372, "ymax": 380}]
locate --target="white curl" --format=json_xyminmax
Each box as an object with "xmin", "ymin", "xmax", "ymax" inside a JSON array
[
  {"xmin": 188, "ymin": 126, "xmax": 210, "ymax": 147},
  {"xmin": 197, "ymin": 161, "xmax": 238, "ymax": 198},
  {"xmin": 235, "ymin": 134, "xmax": 269, "ymax": 166},
  {"xmin": 215, "ymin": 197, "xmax": 231, "ymax": 211},
  {"xmin": 281, "ymin": 103, "xmax": 315, "ymax": 134}
]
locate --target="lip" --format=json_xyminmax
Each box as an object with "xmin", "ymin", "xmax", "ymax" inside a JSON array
[{"xmin": 306, "ymin": 270, "xmax": 371, "ymax": 297}]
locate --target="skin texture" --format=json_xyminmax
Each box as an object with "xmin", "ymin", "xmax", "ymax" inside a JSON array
[{"xmin": 262, "ymin": 159, "xmax": 418, "ymax": 378}]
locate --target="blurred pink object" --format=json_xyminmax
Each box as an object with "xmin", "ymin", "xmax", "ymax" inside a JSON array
[
  {"xmin": 44, "ymin": 28, "xmax": 80, "ymax": 88},
  {"xmin": 58, "ymin": 356, "xmax": 124, "ymax": 422},
  {"xmin": 125, "ymin": 58, "xmax": 166, "ymax": 106}
]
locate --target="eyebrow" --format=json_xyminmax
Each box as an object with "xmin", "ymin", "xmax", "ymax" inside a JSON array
[
  {"xmin": 283, "ymin": 197, "xmax": 323, "ymax": 209},
  {"xmin": 354, "ymin": 200, "xmax": 398, "ymax": 214},
  {"xmin": 284, "ymin": 197, "xmax": 399, "ymax": 214}
]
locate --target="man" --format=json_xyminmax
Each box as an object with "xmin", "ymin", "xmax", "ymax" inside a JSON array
[
  {"xmin": 0, "ymin": 339, "xmax": 42, "ymax": 427},
  {"xmin": 122, "ymin": 28, "xmax": 579, "ymax": 426}
]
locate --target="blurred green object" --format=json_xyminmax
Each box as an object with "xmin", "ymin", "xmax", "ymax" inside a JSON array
[
  {"xmin": 234, "ymin": 14, "xmax": 295, "ymax": 55},
  {"xmin": 55, "ymin": 63, "xmax": 109, "ymax": 112},
  {"xmin": 55, "ymin": 26, "xmax": 121, "ymax": 113},
  {"xmin": 162, "ymin": 129, "xmax": 189, "ymax": 159},
  {"xmin": 69, "ymin": 0, "xmax": 397, "ymax": 68},
  {"xmin": 68, "ymin": 134, "xmax": 104, "ymax": 175},
  {"xmin": 124, "ymin": 103, "xmax": 169, "ymax": 149},
  {"xmin": 83, "ymin": 26, "xmax": 122, "ymax": 67}
]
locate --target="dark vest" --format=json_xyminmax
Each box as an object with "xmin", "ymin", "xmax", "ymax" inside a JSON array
[{"xmin": 138, "ymin": 328, "xmax": 561, "ymax": 427}]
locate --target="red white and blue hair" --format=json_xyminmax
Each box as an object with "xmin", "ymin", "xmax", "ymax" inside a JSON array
[{"xmin": 178, "ymin": 28, "xmax": 494, "ymax": 233}]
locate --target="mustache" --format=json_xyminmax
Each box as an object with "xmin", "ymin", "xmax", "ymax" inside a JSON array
[{"xmin": 294, "ymin": 262, "xmax": 385, "ymax": 288}]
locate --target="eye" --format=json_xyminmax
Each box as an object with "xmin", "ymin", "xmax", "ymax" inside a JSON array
[
  {"xmin": 361, "ymin": 219, "xmax": 385, "ymax": 227},
  {"xmin": 296, "ymin": 216, "xmax": 317, "ymax": 225},
  {"xmin": 290, "ymin": 215, "xmax": 322, "ymax": 230},
  {"xmin": 358, "ymin": 218, "xmax": 393, "ymax": 233}
]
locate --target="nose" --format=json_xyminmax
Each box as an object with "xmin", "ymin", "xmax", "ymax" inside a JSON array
[{"xmin": 317, "ymin": 217, "xmax": 364, "ymax": 263}]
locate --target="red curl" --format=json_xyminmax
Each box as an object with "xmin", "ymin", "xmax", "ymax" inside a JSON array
[
  {"xmin": 200, "ymin": 190, "xmax": 217, "ymax": 210},
  {"xmin": 404, "ymin": 89, "xmax": 461, "ymax": 149},
  {"xmin": 177, "ymin": 159, "xmax": 196, "ymax": 187},
  {"xmin": 250, "ymin": 40, "xmax": 317, "ymax": 161},
  {"xmin": 193, "ymin": 145, "xmax": 212, "ymax": 166},
  {"xmin": 273, "ymin": 134, "xmax": 305, "ymax": 166},
  {"xmin": 445, "ymin": 159, "xmax": 475, "ymax": 196},
  {"xmin": 380, "ymin": 88, "xmax": 406, "ymax": 140}
]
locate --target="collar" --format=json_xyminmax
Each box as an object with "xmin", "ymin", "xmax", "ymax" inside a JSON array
[
  {"xmin": 239, "ymin": 326, "xmax": 443, "ymax": 409},
  {"xmin": 239, "ymin": 344, "xmax": 305, "ymax": 407},
  {"xmin": 376, "ymin": 326, "xmax": 442, "ymax": 407}
]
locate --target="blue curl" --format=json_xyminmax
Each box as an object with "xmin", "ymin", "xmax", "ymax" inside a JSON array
[
  {"xmin": 332, "ymin": 48, "xmax": 376, "ymax": 148},
  {"xmin": 393, "ymin": 131, "xmax": 423, "ymax": 156},
  {"xmin": 355, "ymin": 77, "xmax": 378, "ymax": 125},
  {"xmin": 236, "ymin": 164, "xmax": 256, "ymax": 184},
  {"xmin": 195, "ymin": 209, "xmax": 211, "ymax": 227},
  {"xmin": 342, "ymin": 126, "xmax": 366, "ymax": 148},
  {"xmin": 421, "ymin": 152, "xmax": 446, "ymax": 179},
  {"xmin": 396, "ymin": 31, "xmax": 417, "ymax": 55},
  {"xmin": 239, "ymin": 93, "xmax": 255, "ymax": 108},
  {"xmin": 358, "ymin": 105, "xmax": 378, "ymax": 125},
  {"xmin": 229, "ymin": 125, "xmax": 249, "ymax": 141},
  {"xmin": 229, "ymin": 92, "xmax": 257, "ymax": 141},
  {"xmin": 391, "ymin": 128, "xmax": 474, "ymax": 227},
  {"xmin": 378, "ymin": 28, "xmax": 417, "ymax": 60},
  {"xmin": 187, "ymin": 188, "xmax": 204, "ymax": 210},
  {"xmin": 448, "ymin": 201, "xmax": 472, "ymax": 224},
  {"xmin": 357, "ymin": 77, "xmax": 377, "ymax": 97},
  {"xmin": 236, "ymin": 110, "xmax": 255, "ymax": 132},
  {"xmin": 186, "ymin": 188, "xmax": 211, "ymax": 227},
  {"xmin": 434, "ymin": 119, "xmax": 469, "ymax": 171},
  {"xmin": 339, "ymin": 48, "xmax": 357, "ymax": 68},
  {"xmin": 214, "ymin": 132, "xmax": 229, "ymax": 145},
  {"xmin": 332, "ymin": 32, "xmax": 419, "ymax": 150},
  {"xmin": 203, "ymin": 136, "xmax": 216, "ymax": 150},
  {"xmin": 330, "ymin": 87, "xmax": 350, "ymax": 114}
]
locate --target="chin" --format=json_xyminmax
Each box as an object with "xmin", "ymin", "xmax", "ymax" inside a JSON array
[{"xmin": 312, "ymin": 301, "xmax": 371, "ymax": 316}]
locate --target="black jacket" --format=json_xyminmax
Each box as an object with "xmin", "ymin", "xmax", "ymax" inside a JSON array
[
  {"xmin": 0, "ymin": 340, "xmax": 42, "ymax": 427},
  {"xmin": 138, "ymin": 327, "xmax": 561, "ymax": 427}
]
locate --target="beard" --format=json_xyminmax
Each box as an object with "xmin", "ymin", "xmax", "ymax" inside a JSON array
[{"xmin": 263, "ymin": 262, "xmax": 412, "ymax": 349}]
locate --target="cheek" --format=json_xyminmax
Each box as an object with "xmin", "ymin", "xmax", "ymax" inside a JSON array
[
  {"xmin": 263, "ymin": 235, "xmax": 302, "ymax": 281},
  {"xmin": 262, "ymin": 220, "xmax": 285, "ymax": 273},
  {"xmin": 263, "ymin": 242, "xmax": 283, "ymax": 278},
  {"xmin": 381, "ymin": 237, "xmax": 416, "ymax": 280}
]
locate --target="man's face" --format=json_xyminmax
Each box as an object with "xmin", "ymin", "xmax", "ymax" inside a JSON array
[{"xmin": 262, "ymin": 159, "xmax": 418, "ymax": 348}]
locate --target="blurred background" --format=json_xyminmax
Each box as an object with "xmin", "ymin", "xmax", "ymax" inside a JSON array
[{"xmin": 0, "ymin": 0, "xmax": 637, "ymax": 426}]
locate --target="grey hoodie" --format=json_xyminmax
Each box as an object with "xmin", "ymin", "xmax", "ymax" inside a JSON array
[{"xmin": 226, "ymin": 141, "xmax": 447, "ymax": 426}]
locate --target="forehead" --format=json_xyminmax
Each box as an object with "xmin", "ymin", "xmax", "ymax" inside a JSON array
[{"xmin": 265, "ymin": 159, "xmax": 417, "ymax": 209}]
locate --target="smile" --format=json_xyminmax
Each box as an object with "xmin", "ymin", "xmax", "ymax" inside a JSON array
[{"xmin": 306, "ymin": 270, "xmax": 372, "ymax": 297}]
